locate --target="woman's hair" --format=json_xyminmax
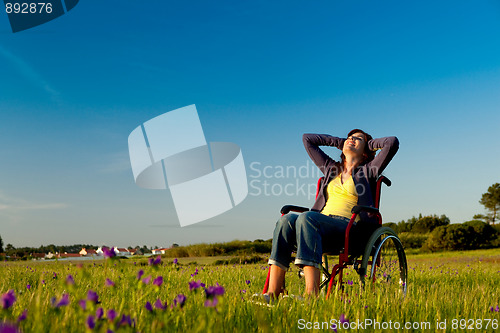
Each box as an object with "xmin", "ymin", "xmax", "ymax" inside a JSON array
[{"xmin": 340, "ymin": 129, "xmax": 375, "ymax": 169}]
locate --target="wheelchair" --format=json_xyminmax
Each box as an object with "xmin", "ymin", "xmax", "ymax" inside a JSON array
[{"xmin": 262, "ymin": 176, "xmax": 408, "ymax": 298}]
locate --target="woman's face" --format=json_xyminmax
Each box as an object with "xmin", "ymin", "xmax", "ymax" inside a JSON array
[{"xmin": 343, "ymin": 132, "xmax": 366, "ymax": 159}]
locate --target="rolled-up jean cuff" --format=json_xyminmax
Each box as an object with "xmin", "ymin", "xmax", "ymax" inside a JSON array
[
  {"xmin": 294, "ymin": 258, "xmax": 321, "ymax": 270},
  {"xmin": 268, "ymin": 259, "xmax": 288, "ymax": 271}
]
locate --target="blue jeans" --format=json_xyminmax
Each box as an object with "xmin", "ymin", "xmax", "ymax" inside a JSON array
[{"xmin": 268, "ymin": 211, "xmax": 350, "ymax": 270}]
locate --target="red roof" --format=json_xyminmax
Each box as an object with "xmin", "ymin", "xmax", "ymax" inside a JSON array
[{"xmin": 59, "ymin": 253, "xmax": 81, "ymax": 258}]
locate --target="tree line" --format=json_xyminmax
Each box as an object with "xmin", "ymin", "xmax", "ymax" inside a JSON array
[
  {"xmin": 384, "ymin": 182, "xmax": 500, "ymax": 252},
  {"xmin": 1, "ymin": 183, "xmax": 498, "ymax": 257},
  {"xmin": 0, "ymin": 241, "xmax": 177, "ymax": 260}
]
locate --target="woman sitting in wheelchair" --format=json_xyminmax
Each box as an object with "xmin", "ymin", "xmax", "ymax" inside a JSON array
[{"xmin": 264, "ymin": 129, "xmax": 399, "ymax": 300}]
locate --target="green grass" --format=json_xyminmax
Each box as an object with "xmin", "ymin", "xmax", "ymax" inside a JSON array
[{"xmin": 1, "ymin": 249, "xmax": 500, "ymax": 332}]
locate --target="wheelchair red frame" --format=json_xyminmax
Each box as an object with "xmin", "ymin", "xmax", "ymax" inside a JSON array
[{"xmin": 262, "ymin": 175, "xmax": 392, "ymax": 298}]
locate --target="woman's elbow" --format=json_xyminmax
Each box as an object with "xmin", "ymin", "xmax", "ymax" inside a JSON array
[
  {"xmin": 389, "ymin": 136, "xmax": 399, "ymax": 153},
  {"xmin": 302, "ymin": 133, "xmax": 313, "ymax": 144},
  {"xmin": 388, "ymin": 136, "xmax": 399, "ymax": 148}
]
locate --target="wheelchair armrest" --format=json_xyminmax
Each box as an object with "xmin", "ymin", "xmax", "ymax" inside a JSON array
[
  {"xmin": 280, "ymin": 205, "xmax": 310, "ymax": 215},
  {"xmin": 351, "ymin": 205, "xmax": 379, "ymax": 215}
]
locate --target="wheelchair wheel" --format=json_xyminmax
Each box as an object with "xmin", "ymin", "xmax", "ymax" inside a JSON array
[{"xmin": 359, "ymin": 227, "xmax": 408, "ymax": 295}]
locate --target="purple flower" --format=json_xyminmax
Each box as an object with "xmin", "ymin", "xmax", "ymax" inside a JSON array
[
  {"xmin": 87, "ymin": 290, "xmax": 99, "ymax": 304},
  {"xmin": 0, "ymin": 322, "xmax": 19, "ymax": 333},
  {"xmin": 245, "ymin": 280, "xmax": 251, "ymax": 285},
  {"xmin": 496, "ymin": 305, "xmax": 500, "ymax": 312},
  {"xmin": 154, "ymin": 299, "xmax": 167, "ymax": 310},
  {"xmin": 204, "ymin": 298, "xmax": 218, "ymax": 307},
  {"xmin": 17, "ymin": 309, "xmax": 28, "ymax": 322},
  {"xmin": 66, "ymin": 275, "xmax": 75, "ymax": 285},
  {"xmin": 107, "ymin": 309, "xmax": 117, "ymax": 321},
  {"xmin": 54, "ymin": 294, "xmax": 70, "ymax": 307},
  {"xmin": 189, "ymin": 280, "xmax": 205, "ymax": 291},
  {"xmin": 78, "ymin": 299, "xmax": 87, "ymax": 310},
  {"xmin": 339, "ymin": 314, "xmax": 349, "ymax": 324},
  {"xmin": 173, "ymin": 258, "xmax": 178, "ymax": 264},
  {"xmin": 136, "ymin": 270, "xmax": 144, "ymax": 280},
  {"xmin": 145, "ymin": 301, "xmax": 153, "ymax": 312},
  {"xmin": 153, "ymin": 276, "xmax": 163, "ymax": 287},
  {"xmin": 41, "ymin": 280, "xmax": 45, "ymax": 285},
  {"xmin": 347, "ymin": 280, "xmax": 353, "ymax": 286},
  {"xmin": 53, "ymin": 272, "xmax": 57, "ymax": 279},
  {"xmin": 105, "ymin": 278, "xmax": 115, "ymax": 287},
  {"xmin": 96, "ymin": 307, "xmax": 104, "ymax": 320},
  {"xmin": 240, "ymin": 290, "xmax": 246, "ymax": 294},
  {"xmin": 26, "ymin": 284, "xmax": 31, "ymax": 290},
  {"xmin": 148, "ymin": 255, "xmax": 161, "ymax": 266},
  {"xmin": 142, "ymin": 275, "xmax": 152, "ymax": 284},
  {"xmin": 173, "ymin": 294, "xmax": 186, "ymax": 308},
  {"xmin": 2, "ymin": 289, "xmax": 17, "ymax": 309},
  {"xmin": 86, "ymin": 315, "xmax": 95, "ymax": 329},
  {"xmin": 102, "ymin": 246, "xmax": 116, "ymax": 258},
  {"xmin": 119, "ymin": 314, "xmax": 132, "ymax": 327},
  {"xmin": 205, "ymin": 284, "xmax": 225, "ymax": 299}
]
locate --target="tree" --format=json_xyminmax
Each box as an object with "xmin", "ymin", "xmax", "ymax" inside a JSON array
[
  {"xmin": 0, "ymin": 234, "xmax": 3, "ymax": 253},
  {"xmin": 422, "ymin": 224, "xmax": 477, "ymax": 252},
  {"xmin": 463, "ymin": 220, "xmax": 498, "ymax": 249},
  {"xmin": 478, "ymin": 183, "xmax": 500, "ymax": 224},
  {"xmin": 412, "ymin": 214, "xmax": 450, "ymax": 233},
  {"xmin": 473, "ymin": 214, "xmax": 492, "ymax": 224}
]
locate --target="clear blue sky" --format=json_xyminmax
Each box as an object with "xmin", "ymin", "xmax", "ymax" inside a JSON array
[{"xmin": 1, "ymin": 0, "xmax": 499, "ymax": 248}]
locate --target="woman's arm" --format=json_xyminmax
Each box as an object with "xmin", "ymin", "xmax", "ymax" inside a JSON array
[
  {"xmin": 302, "ymin": 133, "xmax": 345, "ymax": 175},
  {"xmin": 366, "ymin": 136, "xmax": 399, "ymax": 177}
]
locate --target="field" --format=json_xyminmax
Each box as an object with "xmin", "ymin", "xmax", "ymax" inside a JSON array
[{"xmin": 1, "ymin": 248, "xmax": 500, "ymax": 332}]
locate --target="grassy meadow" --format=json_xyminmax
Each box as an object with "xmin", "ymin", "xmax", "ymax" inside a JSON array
[{"xmin": 1, "ymin": 248, "xmax": 500, "ymax": 332}]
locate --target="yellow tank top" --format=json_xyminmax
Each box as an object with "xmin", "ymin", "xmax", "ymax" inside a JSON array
[{"xmin": 321, "ymin": 174, "xmax": 360, "ymax": 221}]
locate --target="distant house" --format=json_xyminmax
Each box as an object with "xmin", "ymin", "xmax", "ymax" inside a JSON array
[
  {"xmin": 79, "ymin": 248, "xmax": 97, "ymax": 256},
  {"xmin": 96, "ymin": 246, "xmax": 114, "ymax": 256},
  {"xmin": 115, "ymin": 248, "xmax": 129, "ymax": 255},
  {"xmin": 95, "ymin": 247, "xmax": 105, "ymax": 256},
  {"xmin": 95, "ymin": 246, "xmax": 135, "ymax": 256},
  {"xmin": 58, "ymin": 252, "xmax": 81, "ymax": 258},
  {"xmin": 152, "ymin": 248, "xmax": 170, "ymax": 255},
  {"xmin": 30, "ymin": 253, "xmax": 46, "ymax": 260}
]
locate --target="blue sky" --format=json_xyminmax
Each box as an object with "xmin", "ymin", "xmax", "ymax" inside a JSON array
[{"xmin": 0, "ymin": 0, "xmax": 499, "ymax": 248}]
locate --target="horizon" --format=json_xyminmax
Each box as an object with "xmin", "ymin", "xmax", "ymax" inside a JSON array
[{"xmin": 1, "ymin": 0, "xmax": 499, "ymax": 248}]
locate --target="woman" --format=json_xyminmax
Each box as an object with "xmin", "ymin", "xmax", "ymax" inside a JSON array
[{"xmin": 264, "ymin": 129, "xmax": 399, "ymax": 300}]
